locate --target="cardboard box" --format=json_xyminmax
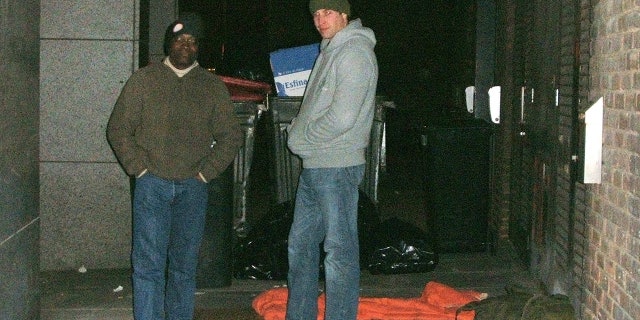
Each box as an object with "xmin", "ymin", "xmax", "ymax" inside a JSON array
[{"xmin": 270, "ymin": 43, "xmax": 320, "ymax": 97}]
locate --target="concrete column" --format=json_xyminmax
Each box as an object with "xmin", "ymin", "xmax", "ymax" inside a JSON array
[
  {"xmin": 0, "ymin": 1, "xmax": 40, "ymax": 318},
  {"xmin": 39, "ymin": 0, "xmax": 140, "ymax": 270}
]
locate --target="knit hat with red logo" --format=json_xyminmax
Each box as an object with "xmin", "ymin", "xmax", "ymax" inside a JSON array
[{"xmin": 163, "ymin": 12, "xmax": 203, "ymax": 55}]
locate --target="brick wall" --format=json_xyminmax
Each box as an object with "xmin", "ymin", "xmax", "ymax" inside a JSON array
[
  {"xmin": 583, "ymin": 1, "xmax": 640, "ymax": 318},
  {"xmin": 556, "ymin": 0, "xmax": 591, "ymax": 312},
  {"xmin": 492, "ymin": 0, "xmax": 639, "ymax": 318},
  {"xmin": 491, "ymin": 0, "xmax": 516, "ymax": 246}
]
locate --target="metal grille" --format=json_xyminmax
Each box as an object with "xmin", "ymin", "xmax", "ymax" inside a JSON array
[{"xmin": 232, "ymin": 101, "xmax": 265, "ymax": 228}]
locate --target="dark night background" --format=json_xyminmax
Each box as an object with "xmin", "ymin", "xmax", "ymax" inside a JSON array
[{"xmin": 180, "ymin": 0, "xmax": 476, "ymax": 120}]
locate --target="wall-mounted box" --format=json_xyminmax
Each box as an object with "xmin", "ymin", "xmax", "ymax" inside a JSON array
[{"xmin": 580, "ymin": 97, "xmax": 603, "ymax": 184}]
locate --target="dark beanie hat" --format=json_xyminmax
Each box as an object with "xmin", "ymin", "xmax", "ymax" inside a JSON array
[
  {"xmin": 163, "ymin": 12, "xmax": 204, "ymax": 55},
  {"xmin": 309, "ymin": 0, "xmax": 351, "ymax": 16}
]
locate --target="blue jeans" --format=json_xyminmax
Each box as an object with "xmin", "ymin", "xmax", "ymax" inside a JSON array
[
  {"xmin": 131, "ymin": 173, "xmax": 208, "ymax": 320},
  {"xmin": 285, "ymin": 165, "xmax": 364, "ymax": 320}
]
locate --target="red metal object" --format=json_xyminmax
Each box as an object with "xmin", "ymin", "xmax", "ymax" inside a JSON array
[{"xmin": 219, "ymin": 75, "xmax": 272, "ymax": 102}]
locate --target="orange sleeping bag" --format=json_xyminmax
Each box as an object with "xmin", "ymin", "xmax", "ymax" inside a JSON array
[{"xmin": 252, "ymin": 281, "xmax": 487, "ymax": 320}]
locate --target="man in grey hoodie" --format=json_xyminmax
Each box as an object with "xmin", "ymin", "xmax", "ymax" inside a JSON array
[{"xmin": 285, "ymin": 0, "xmax": 378, "ymax": 319}]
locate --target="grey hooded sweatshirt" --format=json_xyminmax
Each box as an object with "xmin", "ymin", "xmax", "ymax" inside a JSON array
[{"xmin": 287, "ymin": 18, "xmax": 378, "ymax": 169}]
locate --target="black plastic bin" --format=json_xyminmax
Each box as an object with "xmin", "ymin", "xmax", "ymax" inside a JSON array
[
  {"xmin": 419, "ymin": 118, "xmax": 492, "ymax": 253},
  {"xmin": 196, "ymin": 163, "xmax": 234, "ymax": 288},
  {"xmin": 196, "ymin": 101, "xmax": 265, "ymax": 288}
]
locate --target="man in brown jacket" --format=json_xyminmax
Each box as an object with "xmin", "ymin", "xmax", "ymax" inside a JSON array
[{"xmin": 107, "ymin": 13, "xmax": 242, "ymax": 320}]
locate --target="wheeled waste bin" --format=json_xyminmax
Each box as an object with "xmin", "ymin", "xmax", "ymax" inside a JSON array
[
  {"xmin": 266, "ymin": 96, "xmax": 390, "ymax": 206},
  {"xmin": 418, "ymin": 118, "xmax": 492, "ymax": 253},
  {"xmin": 196, "ymin": 76, "xmax": 270, "ymax": 289}
]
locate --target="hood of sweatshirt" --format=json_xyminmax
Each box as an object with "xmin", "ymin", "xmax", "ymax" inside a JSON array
[{"xmin": 320, "ymin": 18, "xmax": 376, "ymax": 53}]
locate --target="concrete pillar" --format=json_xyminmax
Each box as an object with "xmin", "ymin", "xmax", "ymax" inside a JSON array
[
  {"xmin": 39, "ymin": 0, "xmax": 140, "ymax": 270},
  {"xmin": 0, "ymin": 1, "xmax": 40, "ymax": 318}
]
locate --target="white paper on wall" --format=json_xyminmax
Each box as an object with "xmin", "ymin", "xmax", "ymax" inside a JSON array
[{"xmin": 583, "ymin": 97, "xmax": 603, "ymax": 184}]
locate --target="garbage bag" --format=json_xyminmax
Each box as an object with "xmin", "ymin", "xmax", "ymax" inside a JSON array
[
  {"xmin": 234, "ymin": 201, "xmax": 293, "ymax": 280},
  {"xmin": 367, "ymin": 217, "xmax": 438, "ymax": 274},
  {"xmin": 233, "ymin": 192, "xmax": 381, "ymax": 280}
]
